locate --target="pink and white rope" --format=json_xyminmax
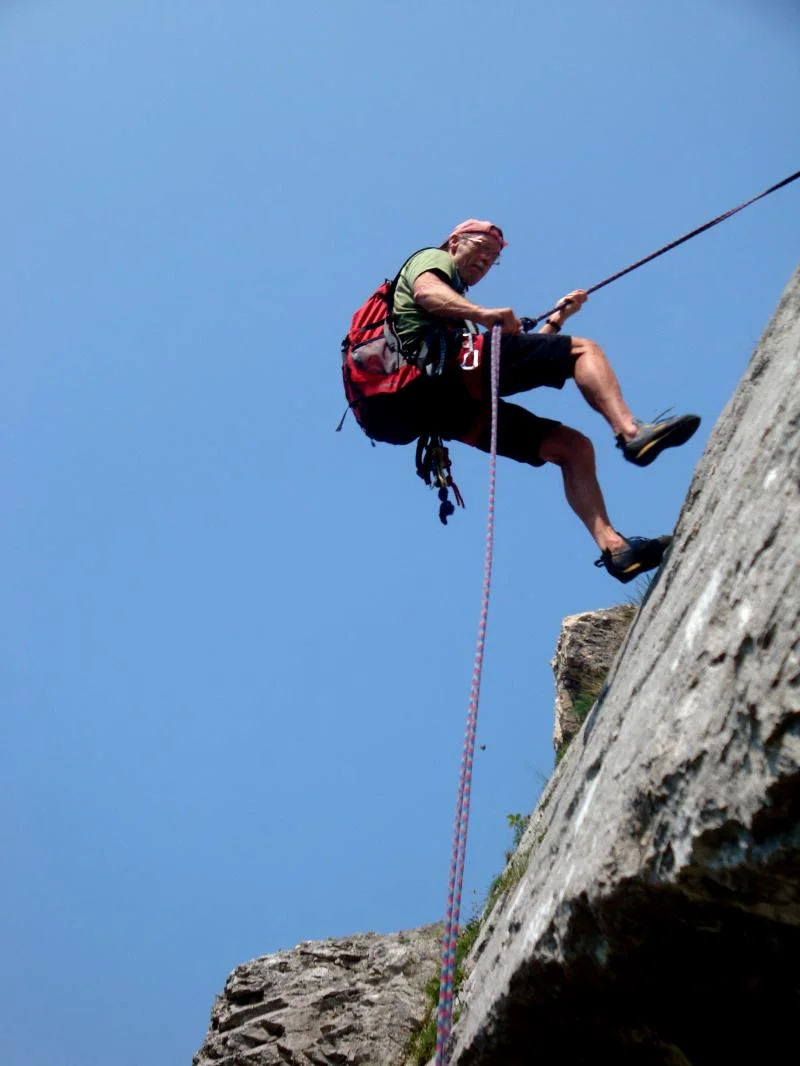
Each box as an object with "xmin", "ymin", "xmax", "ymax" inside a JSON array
[{"xmin": 435, "ymin": 324, "xmax": 502, "ymax": 1065}]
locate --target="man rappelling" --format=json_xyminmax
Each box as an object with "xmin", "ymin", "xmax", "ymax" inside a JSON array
[{"xmin": 341, "ymin": 218, "xmax": 700, "ymax": 583}]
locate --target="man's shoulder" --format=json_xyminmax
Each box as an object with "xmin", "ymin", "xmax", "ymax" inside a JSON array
[{"xmin": 399, "ymin": 247, "xmax": 456, "ymax": 286}]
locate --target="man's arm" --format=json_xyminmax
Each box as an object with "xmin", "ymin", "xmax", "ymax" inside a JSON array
[{"xmin": 413, "ymin": 271, "xmax": 521, "ymax": 334}]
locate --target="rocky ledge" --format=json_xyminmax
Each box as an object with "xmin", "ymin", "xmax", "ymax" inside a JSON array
[
  {"xmin": 193, "ymin": 925, "xmax": 441, "ymax": 1066},
  {"xmin": 551, "ymin": 604, "xmax": 635, "ymax": 756}
]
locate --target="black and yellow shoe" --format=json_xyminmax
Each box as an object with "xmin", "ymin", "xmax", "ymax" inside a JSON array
[
  {"xmin": 617, "ymin": 413, "xmax": 700, "ymax": 467},
  {"xmin": 594, "ymin": 535, "xmax": 672, "ymax": 583}
]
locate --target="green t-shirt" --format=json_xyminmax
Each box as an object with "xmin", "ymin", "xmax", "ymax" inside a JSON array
[{"xmin": 392, "ymin": 248, "xmax": 467, "ymax": 355}]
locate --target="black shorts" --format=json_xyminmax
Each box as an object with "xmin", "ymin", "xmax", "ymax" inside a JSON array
[{"xmin": 358, "ymin": 330, "xmax": 575, "ymax": 467}]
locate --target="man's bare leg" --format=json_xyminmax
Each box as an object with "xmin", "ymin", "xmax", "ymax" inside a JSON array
[
  {"xmin": 569, "ymin": 336, "xmax": 638, "ymax": 440},
  {"xmin": 538, "ymin": 425, "xmax": 626, "ymax": 552}
]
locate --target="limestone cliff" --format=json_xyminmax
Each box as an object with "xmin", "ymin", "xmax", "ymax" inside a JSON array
[{"xmin": 448, "ymin": 269, "xmax": 800, "ymax": 1064}]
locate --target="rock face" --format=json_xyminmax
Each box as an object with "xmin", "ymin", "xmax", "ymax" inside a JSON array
[
  {"xmin": 193, "ymin": 925, "xmax": 441, "ymax": 1066},
  {"xmin": 447, "ymin": 267, "xmax": 800, "ymax": 1064},
  {"xmin": 551, "ymin": 604, "xmax": 636, "ymax": 754}
]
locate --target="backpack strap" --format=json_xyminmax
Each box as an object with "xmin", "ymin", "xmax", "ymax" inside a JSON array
[{"xmin": 385, "ymin": 246, "xmax": 436, "ymax": 365}]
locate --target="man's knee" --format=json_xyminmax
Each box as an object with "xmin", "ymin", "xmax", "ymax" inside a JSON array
[
  {"xmin": 538, "ymin": 424, "xmax": 595, "ymax": 467},
  {"xmin": 569, "ymin": 336, "xmax": 605, "ymax": 361}
]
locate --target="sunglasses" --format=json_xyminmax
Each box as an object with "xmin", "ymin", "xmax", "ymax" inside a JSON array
[{"xmin": 459, "ymin": 235, "xmax": 502, "ymax": 262}]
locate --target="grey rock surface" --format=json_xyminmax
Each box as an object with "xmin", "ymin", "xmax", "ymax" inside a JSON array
[
  {"xmin": 449, "ymin": 267, "xmax": 800, "ymax": 1065},
  {"xmin": 551, "ymin": 604, "xmax": 636, "ymax": 754},
  {"xmin": 193, "ymin": 925, "xmax": 441, "ymax": 1066}
]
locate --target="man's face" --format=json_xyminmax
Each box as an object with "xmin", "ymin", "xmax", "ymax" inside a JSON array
[{"xmin": 449, "ymin": 234, "xmax": 501, "ymax": 286}]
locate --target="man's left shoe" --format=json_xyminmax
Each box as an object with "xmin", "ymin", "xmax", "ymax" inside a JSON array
[
  {"xmin": 617, "ymin": 413, "xmax": 701, "ymax": 467},
  {"xmin": 595, "ymin": 534, "xmax": 672, "ymax": 583}
]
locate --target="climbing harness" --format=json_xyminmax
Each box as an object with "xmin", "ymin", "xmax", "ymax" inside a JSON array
[
  {"xmin": 415, "ymin": 435, "xmax": 465, "ymax": 525},
  {"xmin": 519, "ymin": 169, "xmax": 800, "ymax": 330},
  {"xmin": 435, "ymin": 324, "xmax": 502, "ymax": 1065}
]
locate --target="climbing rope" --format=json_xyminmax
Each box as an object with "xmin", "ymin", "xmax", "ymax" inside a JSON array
[
  {"xmin": 520, "ymin": 168, "xmax": 800, "ymax": 330},
  {"xmin": 435, "ymin": 324, "xmax": 502, "ymax": 1065}
]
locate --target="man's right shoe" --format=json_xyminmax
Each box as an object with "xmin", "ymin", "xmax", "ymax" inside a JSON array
[
  {"xmin": 617, "ymin": 413, "xmax": 701, "ymax": 467},
  {"xmin": 595, "ymin": 534, "xmax": 672, "ymax": 584}
]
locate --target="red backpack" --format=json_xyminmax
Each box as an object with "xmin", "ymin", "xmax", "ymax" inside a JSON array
[{"xmin": 339, "ymin": 252, "xmax": 426, "ymax": 432}]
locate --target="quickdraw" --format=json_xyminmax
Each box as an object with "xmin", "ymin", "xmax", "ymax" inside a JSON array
[{"xmin": 415, "ymin": 435, "xmax": 465, "ymax": 525}]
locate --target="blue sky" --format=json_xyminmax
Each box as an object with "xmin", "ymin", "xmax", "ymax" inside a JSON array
[{"xmin": 2, "ymin": 3, "xmax": 798, "ymax": 1064}]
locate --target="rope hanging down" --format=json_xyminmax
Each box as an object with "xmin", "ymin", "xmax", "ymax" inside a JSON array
[
  {"xmin": 435, "ymin": 324, "xmax": 502, "ymax": 1066},
  {"xmin": 520, "ymin": 168, "xmax": 800, "ymax": 330}
]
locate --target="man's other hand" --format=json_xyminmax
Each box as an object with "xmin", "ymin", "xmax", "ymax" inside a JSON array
[{"xmin": 553, "ymin": 290, "xmax": 588, "ymax": 323}]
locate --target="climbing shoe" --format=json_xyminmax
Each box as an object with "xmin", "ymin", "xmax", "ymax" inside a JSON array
[
  {"xmin": 595, "ymin": 534, "xmax": 672, "ymax": 584},
  {"xmin": 617, "ymin": 413, "xmax": 700, "ymax": 467}
]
